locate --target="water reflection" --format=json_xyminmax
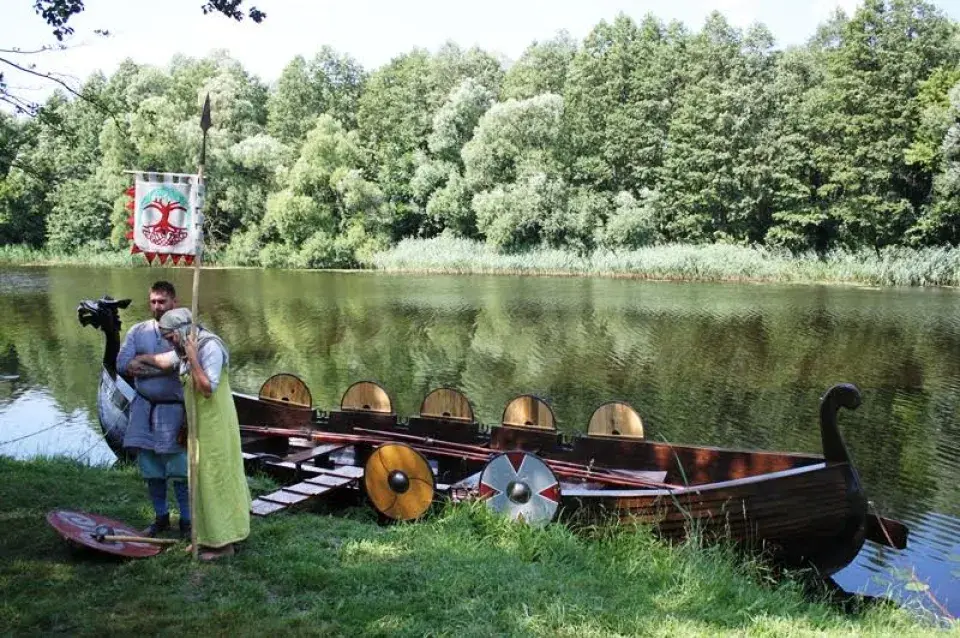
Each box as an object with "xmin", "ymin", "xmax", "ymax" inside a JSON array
[
  {"xmin": 0, "ymin": 265, "xmax": 957, "ymax": 616},
  {"xmin": 0, "ymin": 383, "xmax": 115, "ymax": 466}
]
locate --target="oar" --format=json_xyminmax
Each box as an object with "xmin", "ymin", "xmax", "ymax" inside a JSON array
[
  {"xmin": 352, "ymin": 427, "xmax": 682, "ymax": 490},
  {"xmin": 865, "ymin": 512, "xmax": 909, "ymax": 550},
  {"xmin": 239, "ymin": 424, "xmax": 680, "ymax": 490}
]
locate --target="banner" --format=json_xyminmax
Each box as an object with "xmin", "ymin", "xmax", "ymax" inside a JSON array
[{"xmin": 124, "ymin": 172, "xmax": 204, "ymax": 265}]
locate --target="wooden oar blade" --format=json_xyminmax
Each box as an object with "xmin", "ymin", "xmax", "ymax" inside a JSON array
[{"xmin": 865, "ymin": 514, "xmax": 908, "ymax": 549}]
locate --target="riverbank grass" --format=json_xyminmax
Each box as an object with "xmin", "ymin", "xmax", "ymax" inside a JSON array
[
  {"xmin": 372, "ymin": 237, "xmax": 960, "ymax": 287},
  {"xmin": 0, "ymin": 245, "xmax": 142, "ymax": 268},
  {"xmin": 0, "ymin": 245, "xmax": 228, "ymax": 268},
  {"xmin": 5, "ymin": 239, "xmax": 960, "ymax": 288},
  {"xmin": 0, "ymin": 456, "xmax": 948, "ymax": 636}
]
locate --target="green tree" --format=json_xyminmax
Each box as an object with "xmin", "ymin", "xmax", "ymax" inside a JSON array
[
  {"xmin": 463, "ymin": 94, "xmax": 568, "ymax": 251},
  {"xmin": 913, "ymin": 82, "xmax": 960, "ymax": 244},
  {"xmin": 562, "ymin": 14, "xmax": 686, "ymax": 195},
  {"xmin": 357, "ymin": 45, "xmax": 504, "ymax": 240},
  {"xmin": 262, "ymin": 114, "xmax": 386, "ymax": 267},
  {"xmin": 501, "ymin": 31, "xmax": 577, "ymax": 101},
  {"xmin": 659, "ymin": 17, "xmax": 806, "ymax": 244},
  {"xmin": 267, "ymin": 48, "xmax": 366, "ymax": 147},
  {"xmin": 412, "ymin": 78, "xmax": 494, "ymax": 236},
  {"xmin": 806, "ymin": 0, "xmax": 959, "ymax": 252}
]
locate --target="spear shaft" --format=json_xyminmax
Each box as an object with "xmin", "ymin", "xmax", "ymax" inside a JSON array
[{"xmin": 186, "ymin": 94, "xmax": 211, "ymax": 560}]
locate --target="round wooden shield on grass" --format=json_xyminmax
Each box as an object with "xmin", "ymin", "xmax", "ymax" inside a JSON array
[
  {"xmin": 363, "ymin": 443, "xmax": 435, "ymax": 521},
  {"xmin": 46, "ymin": 509, "xmax": 161, "ymax": 558},
  {"xmin": 478, "ymin": 452, "xmax": 561, "ymax": 527}
]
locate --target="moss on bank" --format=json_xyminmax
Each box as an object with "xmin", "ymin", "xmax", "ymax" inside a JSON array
[{"xmin": 0, "ymin": 456, "xmax": 951, "ymax": 636}]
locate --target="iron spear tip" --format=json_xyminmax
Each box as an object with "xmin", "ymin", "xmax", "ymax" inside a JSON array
[{"xmin": 200, "ymin": 94, "xmax": 212, "ymax": 132}]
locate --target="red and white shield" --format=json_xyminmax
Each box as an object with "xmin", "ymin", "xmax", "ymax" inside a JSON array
[
  {"xmin": 478, "ymin": 451, "xmax": 561, "ymax": 526},
  {"xmin": 46, "ymin": 509, "xmax": 161, "ymax": 558}
]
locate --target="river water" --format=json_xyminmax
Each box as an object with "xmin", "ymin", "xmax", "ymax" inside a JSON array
[{"xmin": 1, "ymin": 265, "xmax": 957, "ymax": 616}]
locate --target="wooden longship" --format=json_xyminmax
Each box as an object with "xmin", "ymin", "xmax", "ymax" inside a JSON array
[{"xmin": 79, "ymin": 296, "xmax": 908, "ymax": 578}]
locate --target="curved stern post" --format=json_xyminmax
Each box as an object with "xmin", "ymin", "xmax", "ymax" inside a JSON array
[
  {"xmin": 817, "ymin": 383, "xmax": 871, "ymax": 573},
  {"xmin": 819, "ymin": 383, "xmax": 862, "ymax": 465},
  {"xmin": 819, "ymin": 383, "xmax": 911, "ymax": 552}
]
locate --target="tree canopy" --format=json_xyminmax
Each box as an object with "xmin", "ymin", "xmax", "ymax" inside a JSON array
[{"xmin": 2, "ymin": 1, "xmax": 960, "ymax": 266}]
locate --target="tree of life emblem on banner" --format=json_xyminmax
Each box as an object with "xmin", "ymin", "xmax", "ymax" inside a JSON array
[{"xmin": 126, "ymin": 172, "xmax": 204, "ymax": 265}]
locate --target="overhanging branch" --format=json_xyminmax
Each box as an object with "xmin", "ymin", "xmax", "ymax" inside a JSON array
[
  {"xmin": 1, "ymin": 55, "xmax": 94, "ymax": 106},
  {"xmin": 0, "ymin": 55, "xmax": 120, "ymax": 126}
]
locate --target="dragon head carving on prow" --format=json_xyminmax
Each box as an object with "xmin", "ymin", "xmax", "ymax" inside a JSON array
[
  {"xmin": 77, "ymin": 296, "xmax": 132, "ymax": 334},
  {"xmin": 77, "ymin": 296, "xmax": 132, "ymax": 377}
]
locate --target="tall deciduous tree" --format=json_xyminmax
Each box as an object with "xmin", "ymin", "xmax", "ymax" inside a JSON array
[
  {"xmin": 358, "ymin": 45, "xmax": 504, "ymax": 240},
  {"xmin": 659, "ymin": 16, "xmax": 806, "ymax": 244},
  {"xmin": 501, "ymin": 31, "xmax": 577, "ymax": 101},
  {"xmin": 412, "ymin": 78, "xmax": 494, "ymax": 236},
  {"xmin": 915, "ymin": 82, "xmax": 960, "ymax": 244},
  {"xmin": 562, "ymin": 14, "xmax": 686, "ymax": 196},
  {"xmin": 267, "ymin": 47, "xmax": 365, "ymax": 147},
  {"xmin": 807, "ymin": 0, "xmax": 959, "ymax": 252},
  {"xmin": 464, "ymin": 93, "xmax": 568, "ymax": 251}
]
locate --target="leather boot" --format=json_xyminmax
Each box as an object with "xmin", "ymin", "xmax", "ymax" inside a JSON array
[
  {"xmin": 179, "ymin": 518, "xmax": 192, "ymax": 540},
  {"xmin": 143, "ymin": 513, "xmax": 170, "ymax": 537}
]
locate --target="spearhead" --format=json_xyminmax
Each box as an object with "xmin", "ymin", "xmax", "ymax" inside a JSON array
[
  {"xmin": 199, "ymin": 93, "xmax": 212, "ymax": 168},
  {"xmin": 200, "ymin": 94, "xmax": 212, "ymax": 133}
]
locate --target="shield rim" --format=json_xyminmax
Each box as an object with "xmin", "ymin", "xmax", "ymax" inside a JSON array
[
  {"xmin": 477, "ymin": 451, "xmax": 562, "ymax": 526},
  {"xmin": 46, "ymin": 509, "xmax": 162, "ymax": 558}
]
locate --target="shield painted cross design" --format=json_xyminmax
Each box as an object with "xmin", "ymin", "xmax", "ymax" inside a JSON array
[{"xmin": 478, "ymin": 451, "xmax": 561, "ymax": 526}]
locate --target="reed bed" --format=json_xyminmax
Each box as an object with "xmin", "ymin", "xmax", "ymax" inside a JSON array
[
  {"xmin": 5, "ymin": 239, "xmax": 960, "ymax": 288},
  {"xmin": 371, "ymin": 238, "xmax": 960, "ymax": 288},
  {"xmin": 0, "ymin": 245, "xmax": 230, "ymax": 268}
]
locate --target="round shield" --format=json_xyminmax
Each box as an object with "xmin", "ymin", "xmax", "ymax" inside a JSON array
[
  {"xmin": 478, "ymin": 452, "xmax": 561, "ymax": 527},
  {"xmin": 363, "ymin": 443, "xmax": 435, "ymax": 521},
  {"xmin": 46, "ymin": 509, "xmax": 161, "ymax": 558}
]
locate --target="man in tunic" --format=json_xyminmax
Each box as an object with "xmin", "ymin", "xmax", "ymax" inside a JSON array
[
  {"xmin": 116, "ymin": 280, "xmax": 190, "ymax": 538},
  {"xmin": 132, "ymin": 307, "xmax": 251, "ymax": 561}
]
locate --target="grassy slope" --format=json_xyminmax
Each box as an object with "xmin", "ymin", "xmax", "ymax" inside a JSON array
[{"xmin": 0, "ymin": 457, "xmax": 951, "ymax": 637}]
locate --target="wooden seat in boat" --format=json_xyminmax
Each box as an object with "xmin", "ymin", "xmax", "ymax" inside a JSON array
[{"xmin": 236, "ymin": 373, "xmax": 315, "ymax": 429}]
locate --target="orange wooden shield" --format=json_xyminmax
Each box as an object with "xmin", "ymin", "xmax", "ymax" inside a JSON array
[
  {"xmin": 363, "ymin": 443, "xmax": 435, "ymax": 521},
  {"xmin": 46, "ymin": 509, "xmax": 161, "ymax": 558}
]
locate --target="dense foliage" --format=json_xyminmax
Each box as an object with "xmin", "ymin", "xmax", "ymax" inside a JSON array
[{"xmin": 2, "ymin": 0, "xmax": 960, "ymax": 267}]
